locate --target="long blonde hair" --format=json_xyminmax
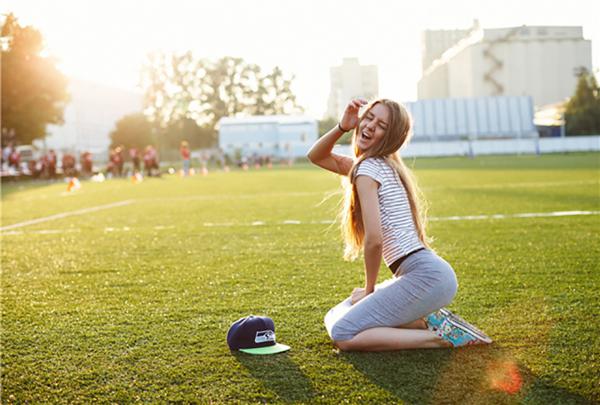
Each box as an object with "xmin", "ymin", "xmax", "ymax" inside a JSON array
[{"xmin": 341, "ymin": 99, "xmax": 430, "ymax": 261}]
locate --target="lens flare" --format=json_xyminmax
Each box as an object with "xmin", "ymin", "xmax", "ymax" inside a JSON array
[{"xmin": 487, "ymin": 360, "xmax": 523, "ymax": 395}]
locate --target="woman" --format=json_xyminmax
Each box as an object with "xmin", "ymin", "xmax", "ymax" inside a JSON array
[{"xmin": 307, "ymin": 98, "xmax": 491, "ymax": 351}]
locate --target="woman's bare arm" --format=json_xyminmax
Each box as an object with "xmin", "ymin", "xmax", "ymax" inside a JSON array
[
  {"xmin": 356, "ymin": 175, "xmax": 383, "ymax": 294},
  {"xmin": 306, "ymin": 98, "xmax": 367, "ymax": 176},
  {"xmin": 306, "ymin": 125, "xmax": 353, "ymax": 175}
]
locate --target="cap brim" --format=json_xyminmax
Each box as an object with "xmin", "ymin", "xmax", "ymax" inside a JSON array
[{"xmin": 239, "ymin": 343, "xmax": 290, "ymax": 355}]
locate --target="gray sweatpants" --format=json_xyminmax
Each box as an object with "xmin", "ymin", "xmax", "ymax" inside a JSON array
[{"xmin": 327, "ymin": 249, "xmax": 458, "ymax": 341}]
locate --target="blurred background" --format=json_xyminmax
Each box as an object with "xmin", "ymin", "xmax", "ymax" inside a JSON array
[{"xmin": 1, "ymin": 0, "xmax": 599, "ymax": 179}]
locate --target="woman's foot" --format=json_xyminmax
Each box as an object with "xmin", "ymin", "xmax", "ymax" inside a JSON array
[
  {"xmin": 425, "ymin": 308, "xmax": 493, "ymax": 347},
  {"xmin": 424, "ymin": 308, "xmax": 452, "ymax": 331},
  {"xmin": 435, "ymin": 314, "xmax": 493, "ymax": 347}
]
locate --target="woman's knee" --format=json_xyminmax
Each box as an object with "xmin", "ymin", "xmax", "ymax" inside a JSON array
[{"xmin": 330, "ymin": 320, "xmax": 357, "ymax": 343}]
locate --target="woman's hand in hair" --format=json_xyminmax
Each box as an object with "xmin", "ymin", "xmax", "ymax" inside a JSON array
[
  {"xmin": 351, "ymin": 287, "xmax": 368, "ymax": 305},
  {"xmin": 340, "ymin": 98, "xmax": 368, "ymax": 133}
]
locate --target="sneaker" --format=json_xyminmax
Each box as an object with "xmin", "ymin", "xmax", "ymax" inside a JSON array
[
  {"xmin": 424, "ymin": 308, "xmax": 452, "ymax": 331},
  {"xmin": 436, "ymin": 314, "xmax": 493, "ymax": 347},
  {"xmin": 445, "ymin": 311, "xmax": 493, "ymax": 344}
]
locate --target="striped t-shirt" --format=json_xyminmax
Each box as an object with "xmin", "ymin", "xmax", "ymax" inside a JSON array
[{"xmin": 354, "ymin": 157, "xmax": 424, "ymax": 266}]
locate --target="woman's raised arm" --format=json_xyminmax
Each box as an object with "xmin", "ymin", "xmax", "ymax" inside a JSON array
[{"xmin": 306, "ymin": 99, "xmax": 367, "ymax": 176}]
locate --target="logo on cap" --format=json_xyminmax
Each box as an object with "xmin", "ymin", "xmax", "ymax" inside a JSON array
[{"xmin": 255, "ymin": 330, "xmax": 275, "ymax": 344}]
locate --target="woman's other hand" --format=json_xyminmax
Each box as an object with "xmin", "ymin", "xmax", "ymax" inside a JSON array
[
  {"xmin": 339, "ymin": 98, "xmax": 368, "ymax": 133},
  {"xmin": 351, "ymin": 287, "xmax": 367, "ymax": 305}
]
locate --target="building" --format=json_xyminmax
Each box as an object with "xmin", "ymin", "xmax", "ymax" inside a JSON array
[
  {"xmin": 418, "ymin": 25, "xmax": 592, "ymax": 107},
  {"xmin": 405, "ymin": 95, "xmax": 537, "ymax": 141},
  {"xmin": 326, "ymin": 58, "xmax": 378, "ymax": 119},
  {"xmin": 41, "ymin": 79, "xmax": 142, "ymax": 159},
  {"xmin": 421, "ymin": 22, "xmax": 476, "ymax": 72},
  {"xmin": 218, "ymin": 115, "xmax": 318, "ymax": 159}
]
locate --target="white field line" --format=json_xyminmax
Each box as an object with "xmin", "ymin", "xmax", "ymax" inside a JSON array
[
  {"xmin": 0, "ymin": 200, "xmax": 134, "ymax": 231},
  {"xmin": 2, "ymin": 210, "xmax": 598, "ymax": 236},
  {"xmin": 429, "ymin": 210, "xmax": 600, "ymax": 221},
  {"xmin": 144, "ymin": 190, "xmax": 341, "ymax": 202}
]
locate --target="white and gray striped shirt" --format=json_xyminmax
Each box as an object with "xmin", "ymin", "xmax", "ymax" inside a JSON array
[{"xmin": 355, "ymin": 157, "xmax": 424, "ymax": 266}]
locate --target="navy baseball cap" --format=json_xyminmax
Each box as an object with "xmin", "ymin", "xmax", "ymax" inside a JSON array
[{"xmin": 227, "ymin": 315, "xmax": 290, "ymax": 355}]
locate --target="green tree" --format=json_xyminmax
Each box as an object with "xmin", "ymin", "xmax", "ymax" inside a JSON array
[
  {"xmin": 252, "ymin": 66, "xmax": 300, "ymax": 116},
  {"xmin": 140, "ymin": 53, "xmax": 303, "ymax": 147},
  {"xmin": 318, "ymin": 117, "xmax": 337, "ymax": 137},
  {"xmin": 564, "ymin": 68, "xmax": 600, "ymax": 136},
  {"xmin": 165, "ymin": 118, "xmax": 215, "ymax": 150},
  {"xmin": 1, "ymin": 13, "xmax": 69, "ymax": 145},
  {"xmin": 109, "ymin": 113, "xmax": 155, "ymax": 150},
  {"xmin": 318, "ymin": 116, "xmax": 352, "ymax": 144}
]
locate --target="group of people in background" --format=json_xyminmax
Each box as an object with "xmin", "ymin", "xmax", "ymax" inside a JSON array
[
  {"xmin": 1, "ymin": 144, "xmax": 94, "ymax": 179},
  {"xmin": 1, "ymin": 143, "xmax": 161, "ymax": 180},
  {"xmin": 108, "ymin": 145, "xmax": 160, "ymax": 178},
  {"xmin": 1, "ymin": 140, "xmax": 293, "ymax": 182}
]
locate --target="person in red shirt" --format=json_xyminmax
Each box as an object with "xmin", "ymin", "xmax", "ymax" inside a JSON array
[
  {"xmin": 144, "ymin": 145, "xmax": 159, "ymax": 176},
  {"xmin": 180, "ymin": 141, "xmax": 191, "ymax": 176}
]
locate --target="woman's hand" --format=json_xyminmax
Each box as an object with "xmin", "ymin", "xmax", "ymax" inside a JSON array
[
  {"xmin": 339, "ymin": 98, "xmax": 368, "ymax": 132},
  {"xmin": 351, "ymin": 287, "xmax": 368, "ymax": 305}
]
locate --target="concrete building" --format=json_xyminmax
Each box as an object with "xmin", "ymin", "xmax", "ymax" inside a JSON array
[
  {"xmin": 218, "ymin": 115, "xmax": 318, "ymax": 159},
  {"xmin": 418, "ymin": 25, "xmax": 592, "ymax": 107},
  {"xmin": 41, "ymin": 79, "xmax": 142, "ymax": 160},
  {"xmin": 421, "ymin": 22, "xmax": 476, "ymax": 72},
  {"xmin": 326, "ymin": 58, "xmax": 378, "ymax": 119}
]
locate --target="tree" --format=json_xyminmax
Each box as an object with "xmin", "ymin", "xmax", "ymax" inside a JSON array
[
  {"xmin": 251, "ymin": 66, "xmax": 300, "ymax": 116},
  {"xmin": 109, "ymin": 113, "xmax": 155, "ymax": 150},
  {"xmin": 1, "ymin": 13, "xmax": 69, "ymax": 145},
  {"xmin": 165, "ymin": 118, "xmax": 215, "ymax": 150},
  {"xmin": 564, "ymin": 68, "xmax": 600, "ymax": 136},
  {"xmin": 318, "ymin": 116, "xmax": 352, "ymax": 144},
  {"xmin": 140, "ymin": 53, "xmax": 303, "ymax": 147}
]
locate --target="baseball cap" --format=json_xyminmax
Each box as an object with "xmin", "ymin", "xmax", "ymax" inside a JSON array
[{"xmin": 227, "ymin": 315, "xmax": 290, "ymax": 355}]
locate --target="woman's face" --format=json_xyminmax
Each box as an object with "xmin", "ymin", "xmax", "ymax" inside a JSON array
[{"xmin": 356, "ymin": 103, "xmax": 390, "ymax": 153}]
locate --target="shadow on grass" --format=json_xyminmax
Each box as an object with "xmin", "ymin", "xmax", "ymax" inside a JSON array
[
  {"xmin": 341, "ymin": 344, "xmax": 593, "ymax": 404},
  {"xmin": 233, "ymin": 351, "xmax": 316, "ymax": 403}
]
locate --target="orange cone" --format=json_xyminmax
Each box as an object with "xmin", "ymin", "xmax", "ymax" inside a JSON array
[{"xmin": 67, "ymin": 177, "xmax": 81, "ymax": 192}]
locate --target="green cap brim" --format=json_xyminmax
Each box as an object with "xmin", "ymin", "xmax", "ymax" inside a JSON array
[{"xmin": 239, "ymin": 343, "xmax": 290, "ymax": 355}]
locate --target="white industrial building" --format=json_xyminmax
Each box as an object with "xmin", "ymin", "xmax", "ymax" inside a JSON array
[
  {"xmin": 421, "ymin": 23, "xmax": 475, "ymax": 73},
  {"xmin": 218, "ymin": 115, "xmax": 318, "ymax": 159},
  {"xmin": 405, "ymin": 95, "xmax": 536, "ymax": 141},
  {"xmin": 41, "ymin": 79, "xmax": 142, "ymax": 159},
  {"xmin": 418, "ymin": 24, "xmax": 592, "ymax": 107},
  {"xmin": 326, "ymin": 58, "xmax": 378, "ymax": 119}
]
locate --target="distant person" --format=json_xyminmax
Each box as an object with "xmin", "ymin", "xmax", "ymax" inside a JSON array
[
  {"xmin": 1, "ymin": 142, "xmax": 13, "ymax": 169},
  {"xmin": 180, "ymin": 141, "xmax": 191, "ymax": 176},
  {"xmin": 80, "ymin": 151, "xmax": 93, "ymax": 176},
  {"xmin": 116, "ymin": 146, "xmax": 125, "ymax": 176},
  {"xmin": 47, "ymin": 150, "xmax": 57, "ymax": 178},
  {"xmin": 27, "ymin": 158, "xmax": 40, "ymax": 178},
  {"xmin": 129, "ymin": 147, "xmax": 141, "ymax": 174},
  {"xmin": 61, "ymin": 153, "xmax": 77, "ymax": 177},
  {"xmin": 308, "ymin": 98, "xmax": 492, "ymax": 351},
  {"xmin": 8, "ymin": 147, "xmax": 20, "ymax": 171},
  {"xmin": 109, "ymin": 146, "xmax": 125, "ymax": 177},
  {"xmin": 143, "ymin": 145, "xmax": 159, "ymax": 177}
]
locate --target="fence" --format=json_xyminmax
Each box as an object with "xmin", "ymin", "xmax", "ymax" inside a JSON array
[{"xmin": 333, "ymin": 136, "xmax": 600, "ymax": 158}]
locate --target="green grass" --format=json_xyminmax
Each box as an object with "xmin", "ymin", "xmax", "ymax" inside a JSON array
[{"xmin": 1, "ymin": 153, "xmax": 599, "ymax": 404}]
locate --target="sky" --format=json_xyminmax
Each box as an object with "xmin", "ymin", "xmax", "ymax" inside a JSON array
[{"xmin": 2, "ymin": 0, "xmax": 599, "ymax": 118}]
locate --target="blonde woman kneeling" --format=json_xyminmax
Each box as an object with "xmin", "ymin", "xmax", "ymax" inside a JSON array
[{"xmin": 308, "ymin": 98, "xmax": 492, "ymax": 351}]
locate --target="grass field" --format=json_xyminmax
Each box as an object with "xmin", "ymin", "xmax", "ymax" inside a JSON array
[{"xmin": 1, "ymin": 153, "xmax": 599, "ymax": 404}]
